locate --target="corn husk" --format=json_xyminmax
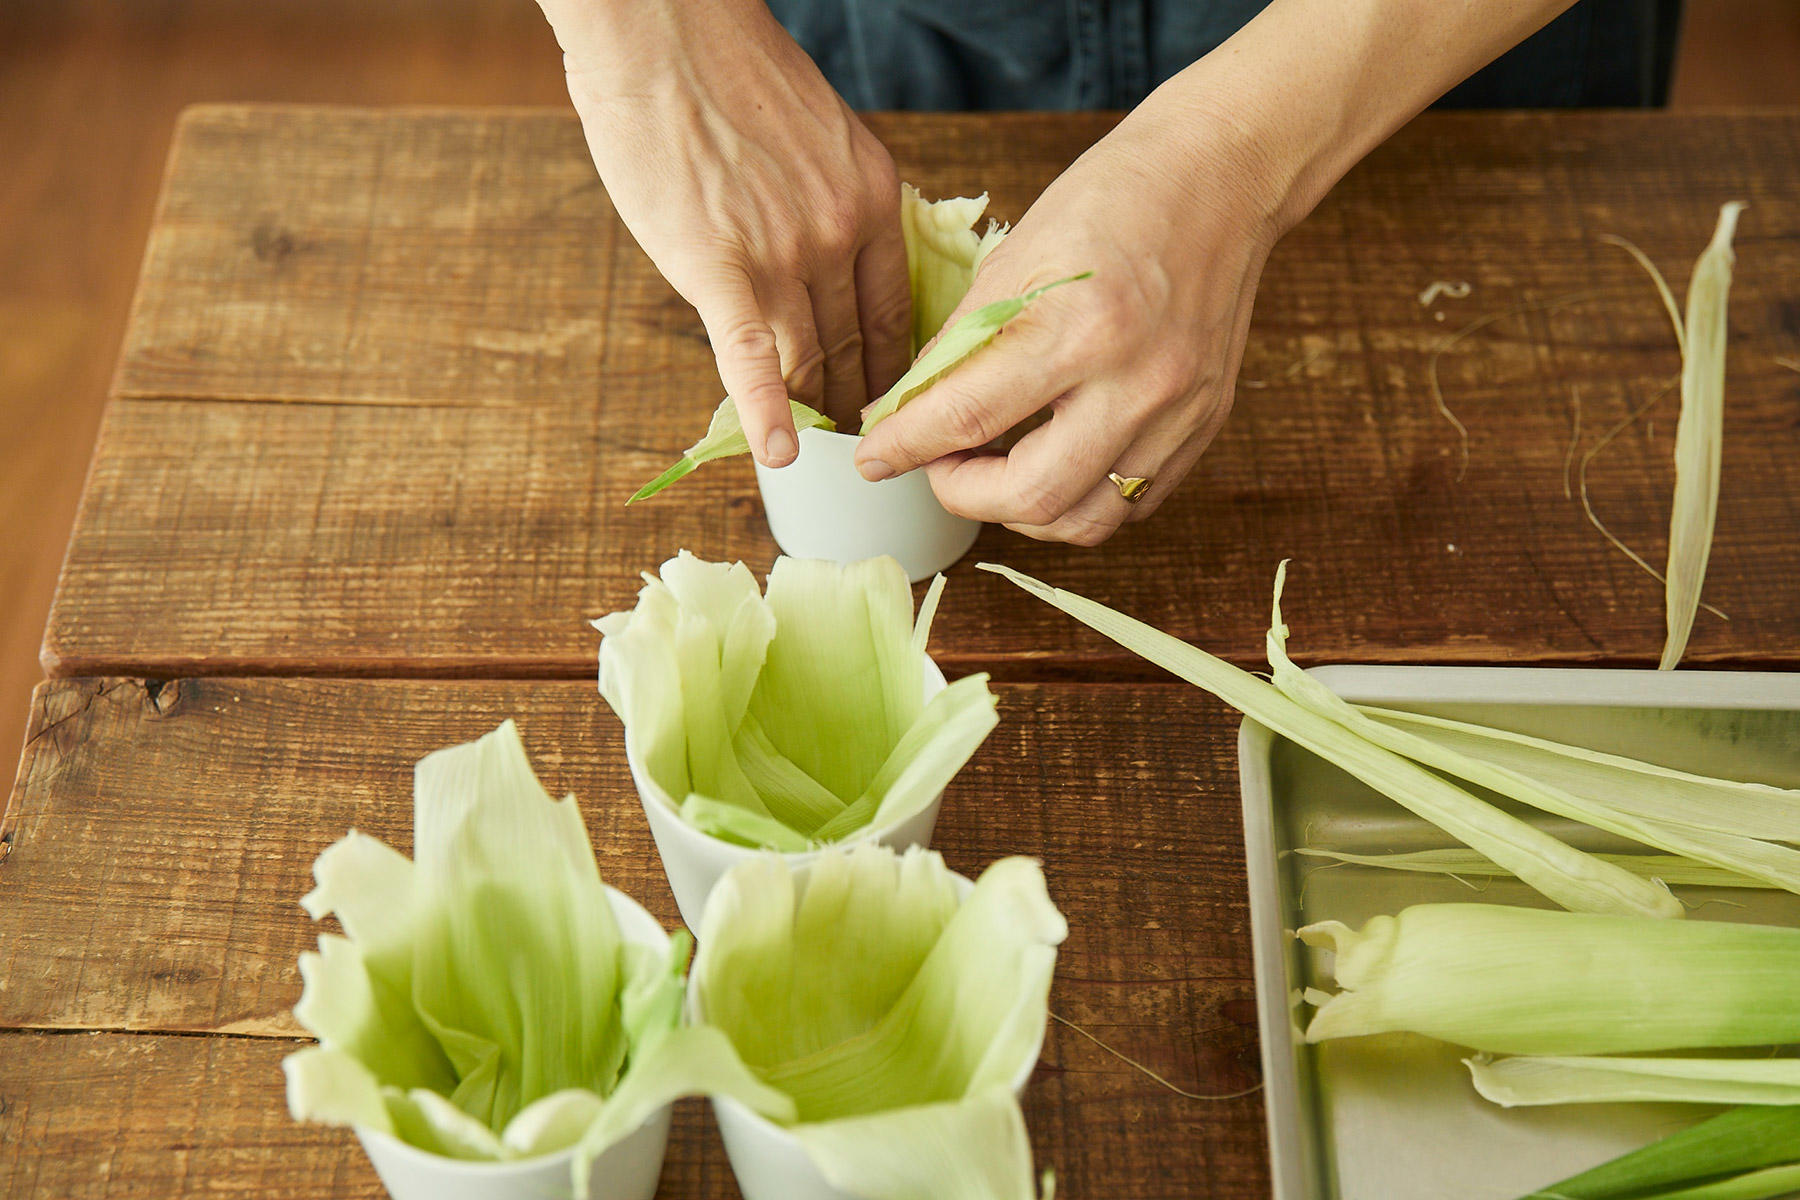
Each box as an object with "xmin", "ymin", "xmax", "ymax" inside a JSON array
[
  {"xmin": 1295, "ymin": 847, "xmax": 1770, "ymax": 890},
  {"xmin": 1356, "ymin": 705, "xmax": 1800, "ymax": 844},
  {"xmin": 1661, "ymin": 202, "xmax": 1745, "ymax": 669},
  {"xmin": 596, "ymin": 553, "xmax": 997, "ymax": 850},
  {"xmin": 282, "ymin": 722, "xmax": 792, "ymax": 1189},
  {"xmin": 980, "ymin": 562, "xmax": 1677, "ymax": 919},
  {"xmin": 1264, "ymin": 562, "xmax": 1795, "ymax": 898},
  {"xmin": 1262, "ymin": 563, "xmax": 1682, "ymax": 917},
  {"xmin": 1469, "ymin": 1053, "xmax": 1800, "ymax": 1107},
  {"xmin": 1300, "ymin": 903, "xmax": 1800, "ymax": 1055},
  {"xmin": 858, "ymin": 272, "xmax": 1089, "ymax": 432},
  {"xmin": 900, "ymin": 183, "xmax": 1008, "ymax": 356},
  {"xmin": 693, "ymin": 844, "xmax": 1064, "ymax": 1200},
  {"xmin": 1623, "ymin": 1164, "xmax": 1800, "ymax": 1200},
  {"xmin": 630, "ymin": 186, "xmax": 1077, "ymax": 500},
  {"xmin": 1517, "ymin": 1105, "xmax": 1800, "ymax": 1200},
  {"xmin": 629, "ymin": 397, "xmax": 834, "ymax": 503}
]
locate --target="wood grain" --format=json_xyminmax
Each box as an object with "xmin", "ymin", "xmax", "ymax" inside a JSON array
[
  {"xmin": 0, "ymin": 1023, "xmax": 1261, "ymax": 1200},
  {"xmin": 114, "ymin": 106, "xmax": 612, "ymax": 408},
  {"xmin": 44, "ymin": 108, "xmax": 1800, "ymax": 681},
  {"xmin": 0, "ymin": 676, "xmax": 1266, "ymax": 1197},
  {"xmin": 6, "ymin": 0, "xmax": 1800, "ymax": 812},
  {"xmin": 0, "ymin": 0, "xmax": 570, "ymax": 863},
  {"xmin": 0, "ymin": 1032, "xmax": 744, "ymax": 1200}
]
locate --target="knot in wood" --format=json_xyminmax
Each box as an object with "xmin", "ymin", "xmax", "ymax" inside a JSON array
[
  {"xmin": 142, "ymin": 678, "xmax": 182, "ymax": 717},
  {"xmin": 250, "ymin": 220, "xmax": 297, "ymax": 264}
]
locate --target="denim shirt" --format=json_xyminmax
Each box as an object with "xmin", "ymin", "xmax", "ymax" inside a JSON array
[{"xmin": 768, "ymin": 0, "xmax": 1680, "ymax": 111}]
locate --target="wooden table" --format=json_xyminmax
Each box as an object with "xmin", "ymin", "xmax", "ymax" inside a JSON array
[{"xmin": 4, "ymin": 105, "xmax": 1799, "ymax": 1198}]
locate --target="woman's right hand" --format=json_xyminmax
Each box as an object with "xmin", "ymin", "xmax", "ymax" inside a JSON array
[{"xmin": 538, "ymin": 0, "xmax": 913, "ymax": 465}]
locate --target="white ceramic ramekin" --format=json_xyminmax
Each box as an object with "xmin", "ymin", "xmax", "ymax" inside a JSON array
[{"xmin": 753, "ymin": 426, "xmax": 980, "ymax": 583}]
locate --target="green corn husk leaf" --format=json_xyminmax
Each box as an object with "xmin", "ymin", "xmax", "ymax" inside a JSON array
[
  {"xmin": 1263, "ymin": 562, "xmax": 1680, "ymax": 917},
  {"xmin": 283, "ymin": 721, "xmax": 792, "ymax": 1188},
  {"xmin": 596, "ymin": 554, "xmax": 774, "ymax": 818},
  {"xmin": 597, "ymin": 553, "xmax": 997, "ymax": 851},
  {"xmin": 859, "ymin": 273, "xmax": 1090, "ymax": 433},
  {"xmin": 901, "ymin": 183, "xmax": 1009, "ymax": 356},
  {"xmin": 1468, "ymin": 1053, "xmax": 1800, "ymax": 1107},
  {"xmin": 1661, "ymin": 202, "xmax": 1745, "ymax": 670},
  {"xmin": 692, "ymin": 844, "xmax": 1065, "ymax": 1200},
  {"xmin": 751, "ymin": 556, "xmax": 922, "ymax": 800},
  {"xmin": 679, "ymin": 794, "xmax": 813, "ymax": 853},
  {"xmin": 630, "ymin": 397, "xmax": 834, "ymax": 503},
  {"xmin": 1269, "ymin": 561, "xmax": 1800, "ymax": 901},
  {"xmin": 728, "ymin": 712, "xmax": 850, "ymax": 838},
  {"xmin": 1518, "ymin": 1105, "xmax": 1800, "ymax": 1200},
  {"xmin": 811, "ymin": 673, "xmax": 1001, "ymax": 844},
  {"xmin": 1295, "ymin": 847, "xmax": 1772, "ymax": 891},
  {"xmin": 978, "ymin": 562, "xmax": 1674, "ymax": 919},
  {"xmin": 1356, "ymin": 706, "xmax": 1800, "ymax": 844},
  {"xmin": 795, "ymin": 1089, "xmax": 1049, "ymax": 1200},
  {"xmin": 1631, "ymin": 1164, "xmax": 1800, "ymax": 1200},
  {"xmin": 1299, "ymin": 903, "xmax": 1800, "ymax": 1055}
]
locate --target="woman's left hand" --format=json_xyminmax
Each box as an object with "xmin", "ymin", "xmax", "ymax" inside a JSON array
[{"xmin": 852, "ymin": 105, "xmax": 1284, "ymax": 546}]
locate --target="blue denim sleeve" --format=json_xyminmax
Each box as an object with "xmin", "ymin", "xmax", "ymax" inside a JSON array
[{"xmin": 766, "ymin": 0, "xmax": 1679, "ymax": 111}]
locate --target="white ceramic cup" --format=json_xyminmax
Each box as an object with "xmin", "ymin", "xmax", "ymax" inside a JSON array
[
  {"xmin": 634, "ymin": 655, "xmax": 950, "ymax": 930},
  {"xmin": 690, "ymin": 869, "xmax": 1044, "ymax": 1200},
  {"xmin": 354, "ymin": 888, "xmax": 675, "ymax": 1200},
  {"xmin": 753, "ymin": 426, "xmax": 981, "ymax": 583}
]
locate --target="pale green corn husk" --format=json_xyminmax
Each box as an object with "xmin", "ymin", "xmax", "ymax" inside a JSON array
[
  {"xmin": 859, "ymin": 272, "xmax": 1089, "ymax": 432},
  {"xmin": 1295, "ymin": 847, "xmax": 1771, "ymax": 890},
  {"xmin": 1629, "ymin": 1164, "xmax": 1800, "ymax": 1200},
  {"xmin": 693, "ymin": 844, "xmax": 1066, "ymax": 1200},
  {"xmin": 979, "ymin": 562, "xmax": 1675, "ymax": 919},
  {"xmin": 596, "ymin": 553, "xmax": 997, "ymax": 850},
  {"xmin": 1269, "ymin": 561, "xmax": 1799, "ymax": 902},
  {"xmin": 1468, "ymin": 1053, "xmax": 1800, "ymax": 1107},
  {"xmin": 1356, "ymin": 705, "xmax": 1800, "ymax": 844},
  {"xmin": 1518, "ymin": 1105, "xmax": 1800, "ymax": 1200},
  {"xmin": 629, "ymin": 397, "xmax": 834, "ymax": 503},
  {"xmin": 1267, "ymin": 564, "xmax": 1670, "ymax": 921},
  {"xmin": 1300, "ymin": 903, "xmax": 1800, "ymax": 1055},
  {"xmin": 901, "ymin": 183, "xmax": 1008, "ymax": 356},
  {"xmin": 794, "ymin": 1090, "xmax": 1052, "ymax": 1200},
  {"xmin": 283, "ymin": 721, "xmax": 792, "ymax": 1189},
  {"xmin": 1661, "ymin": 202, "xmax": 1745, "ymax": 670}
]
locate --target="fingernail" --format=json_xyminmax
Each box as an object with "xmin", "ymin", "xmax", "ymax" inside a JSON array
[
  {"xmin": 764, "ymin": 428, "xmax": 797, "ymax": 467},
  {"xmin": 859, "ymin": 458, "xmax": 894, "ymax": 482}
]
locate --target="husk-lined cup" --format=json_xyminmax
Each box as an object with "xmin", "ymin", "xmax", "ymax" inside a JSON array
[
  {"xmin": 353, "ymin": 888, "xmax": 674, "ymax": 1200},
  {"xmin": 634, "ymin": 655, "xmax": 949, "ymax": 929},
  {"xmin": 684, "ymin": 848, "xmax": 1062, "ymax": 1200}
]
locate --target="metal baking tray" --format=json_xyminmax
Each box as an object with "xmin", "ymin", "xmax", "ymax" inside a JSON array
[{"xmin": 1239, "ymin": 667, "xmax": 1800, "ymax": 1200}]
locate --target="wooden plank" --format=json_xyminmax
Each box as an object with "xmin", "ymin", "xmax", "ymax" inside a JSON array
[
  {"xmin": 0, "ymin": 676, "xmax": 1267, "ymax": 1196},
  {"xmin": 0, "ymin": 1032, "xmax": 738, "ymax": 1200},
  {"xmin": 0, "ymin": 0, "xmax": 569, "ymax": 850},
  {"xmin": 0, "ymin": 1025, "xmax": 1264, "ymax": 1200},
  {"xmin": 0, "ymin": 677, "xmax": 1253, "ymax": 1038},
  {"xmin": 0, "ymin": 1032, "xmax": 382, "ymax": 1200},
  {"xmin": 46, "ymin": 108, "xmax": 1800, "ymax": 679},
  {"xmin": 44, "ymin": 400, "xmax": 632, "ymax": 678},
  {"xmin": 112, "ymin": 105, "xmax": 612, "ymax": 408}
]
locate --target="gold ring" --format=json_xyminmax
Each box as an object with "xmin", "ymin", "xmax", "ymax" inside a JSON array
[{"xmin": 1108, "ymin": 472, "xmax": 1152, "ymax": 504}]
